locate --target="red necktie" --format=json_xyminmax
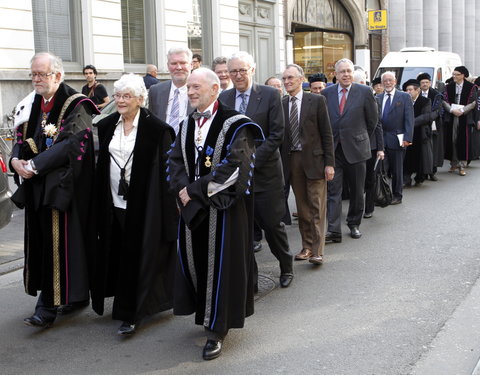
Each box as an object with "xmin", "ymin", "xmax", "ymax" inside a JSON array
[{"xmin": 339, "ymin": 88, "xmax": 347, "ymax": 115}]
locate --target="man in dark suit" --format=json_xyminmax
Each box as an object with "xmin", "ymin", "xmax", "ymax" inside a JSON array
[
  {"xmin": 403, "ymin": 79, "xmax": 433, "ymax": 187},
  {"xmin": 418, "ymin": 73, "xmax": 444, "ymax": 181},
  {"xmin": 149, "ymin": 47, "xmax": 194, "ymax": 134},
  {"xmin": 377, "ymin": 71, "xmax": 414, "ymax": 204},
  {"xmin": 143, "ymin": 64, "xmax": 159, "ymax": 89},
  {"xmin": 281, "ymin": 64, "xmax": 334, "ymax": 265},
  {"xmin": 219, "ymin": 51, "xmax": 294, "ymax": 288},
  {"xmin": 321, "ymin": 58, "xmax": 378, "ymax": 241}
]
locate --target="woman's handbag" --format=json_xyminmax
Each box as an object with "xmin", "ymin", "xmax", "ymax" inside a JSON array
[{"xmin": 374, "ymin": 157, "xmax": 392, "ymax": 208}]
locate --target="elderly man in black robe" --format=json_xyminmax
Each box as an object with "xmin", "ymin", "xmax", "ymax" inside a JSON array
[
  {"xmin": 402, "ymin": 79, "xmax": 433, "ymax": 187},
  {"xmin": 168, "ymin": 67, "xmax": 263, "ymax": 360},
  {"xmin": 10, "ymin": 52, "xmax": 98, "ymax": 328}
]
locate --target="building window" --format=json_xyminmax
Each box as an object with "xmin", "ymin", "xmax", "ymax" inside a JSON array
[
  {"xmin": 293, "ymin": 30, "xmax": 353, "ymax": 80},
  {"xmin": 187, "ymin": 0, "xmax": 212, "ymax": 65},
  {"xmin": 121, "ymin": 0, "xmax": 146, "ymax": 64},
  {"xmin": 32, "ymin": 0, "xmax": 82, "ymax": 63}
]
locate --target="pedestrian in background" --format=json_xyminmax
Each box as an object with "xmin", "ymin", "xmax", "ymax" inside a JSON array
[
  {"xmin": 143, "ymin": 64, "xmax": 159, "ymax": 89},
  {"xmin": 82, "ymin": 64, "xmax": 110, "ymax": 109}
]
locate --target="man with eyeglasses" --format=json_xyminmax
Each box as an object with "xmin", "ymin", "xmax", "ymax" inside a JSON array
[
  {"xmin": 219, "ymin": 51, "xmax": 294, "ymax": 289},
  {"xmin": 149, "ymin": 47, "xmax": 194, "ymax": 134},
  {"xmin": 9, "ymin": 52, "xmax": 99, "ymax": 328}
]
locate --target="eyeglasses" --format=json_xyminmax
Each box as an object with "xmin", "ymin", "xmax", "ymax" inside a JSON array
[
  {"xmin": 29, "ymin": 72, "xmax": 55, "ymax": 79},
  {"xmin": 113, "ymin": 93, "xmax": 134, "ymax": 101},
  {"xmin": 229, "ymin": 68, "xmax": 250, "ymax": 76}
]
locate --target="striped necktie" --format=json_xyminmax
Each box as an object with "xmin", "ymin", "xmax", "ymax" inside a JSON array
[{"xmin": 170, "ymin": 88, "xmax": 180, "ymax": 134}]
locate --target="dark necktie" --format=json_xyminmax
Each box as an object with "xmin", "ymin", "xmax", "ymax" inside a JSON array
[
  {"xmin": 289, "ymin": 96, "xmax": 300, "ymax": 150},
  {"xmin": 382, "ymin": 93, "xmax": 391, "ymax": 122},
  {"xmin": 239, "ymin": 93, "xmax": 247, "ymax": 114},
  {"xmin": 339, "ymin": 88, "xmax": 347, "ymax": 115}
]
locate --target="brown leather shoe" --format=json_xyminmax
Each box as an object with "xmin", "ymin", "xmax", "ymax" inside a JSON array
[
  {"xmin": 295, "ymin": 248, "xmax": 313, "ymax": 260},
  {"xmin": 308, "ymin": 255, "xmax": 323, "ymax": 265},
  {"xmin": 459, "ymin": 168, "xmax": 466, "ymax": 176}
]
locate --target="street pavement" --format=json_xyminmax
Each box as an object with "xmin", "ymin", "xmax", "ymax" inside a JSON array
[{"xmin": 1, "ymin": 163, "xmax": 480, "ymax": 374}]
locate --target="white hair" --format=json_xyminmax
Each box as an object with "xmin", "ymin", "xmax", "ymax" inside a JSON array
[
  {"xmin": 335, "ymin": 58, "xmax": 354, "ymax": 72},
  {"xmin": 31, "ymin": 52, "xmax": 65, "ymax": 81},
  {"xmin": 228, "ymin": 51, "xmax": 256, "ymax": 70},
  {"xmin": 353, "ymin": 70, "xmax": 367, "ymax": 84},
  {"xmin": 114, "ymin": 73, "xmax": 148, "ymax": 106},
  {"xmin": 167, "ymin": 46, "xmax": 193, "ymax": 62},
  {"xmin": 285, "ymin": 64, "xmax": 304, "ymax": 77},
  {"xmin": 381, "ymin": 71, "xmax": 396, "ymax": 81}
]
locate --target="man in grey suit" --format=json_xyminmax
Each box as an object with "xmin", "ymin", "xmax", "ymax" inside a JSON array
[
  {"xmin": 377, "ymin": 71, "xmax": 414, "ymax": 204},
  {"xmin": 219, "ymin": 51, "xmax": 294, "ymax": 288},
  {"xmin": 321, "ymin": 58, "xmax": 378, "ymax": 241},
  {"xmin": 281, "ymin": 64, "xmax": 335, "ymax": 265},
  {"xmin": 149, "ymin": 47, "xmax": 194, "ymax": 134}
]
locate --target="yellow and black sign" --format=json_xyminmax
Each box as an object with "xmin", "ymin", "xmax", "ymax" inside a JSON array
[{"xmin": 368, "ymin": 10, "xmax": 387, "ymax": 30}]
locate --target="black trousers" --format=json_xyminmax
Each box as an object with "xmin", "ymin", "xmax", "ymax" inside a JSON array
[
  {"xmin": 384, "ymin": 147, "xmax": 405, "ymax": 199},
  {"xmin": 254, "ymin": 189, "xmax": 293, "ymax": 275},
  {"xmin": 364, "ymin": 150, "xmax": 377, "ymax": 215},
  {"xmin": 327, "ymin": 145, "xmax": 366, "ymax": 233}
]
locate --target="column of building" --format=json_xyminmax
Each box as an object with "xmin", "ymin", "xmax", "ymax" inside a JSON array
[
  {"xmin": 388, "ymin": 0, "xmax": 406, "ymax": 51},
  {"xmin": 405, "ymin": 0, "xmax": 423, "ymax": 47},
  {"xmin": 422, "ymin": 0, "xmax": 438, "ymax": 50},
  {"xmin": 464, "ymin": 0, "xmax": 475, "ymax": 71}
]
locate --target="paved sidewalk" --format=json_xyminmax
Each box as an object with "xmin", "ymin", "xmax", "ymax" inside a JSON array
[{"xmin": 0, "ymin": 207, "xmax": 24, "ymax": 275}]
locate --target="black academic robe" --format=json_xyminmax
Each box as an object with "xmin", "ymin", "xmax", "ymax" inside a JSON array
[
  {"xmin": 10, "ymin": 83, "xmax": 97, "ymax": 307},
  {"xmin": 427, "ymin": 88, "xmax": 445, "ymax": 168},
  {"xmin": 168, "ymin": 101, "xmax": 264, "ymax": 334},
  {"xmin": 443, "ymin": 81, "xmax": 478, "ymax": 161},
  {"xmin": 405, "ymin": 95, "xmax": 433, "ymax": 176},
  {"xmin": 92, "ymin": 107, "xmax": 178, "ymax": 323}
]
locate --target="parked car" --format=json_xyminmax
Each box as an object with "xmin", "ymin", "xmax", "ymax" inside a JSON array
[{"xmin": 0, "ymin": 143, "xmax": 13, "ymax": 230}]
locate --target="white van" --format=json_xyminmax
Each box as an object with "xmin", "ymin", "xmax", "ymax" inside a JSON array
[{"xmin": 374, "ymin": 47, "xmax": 462, "ymax": 90}]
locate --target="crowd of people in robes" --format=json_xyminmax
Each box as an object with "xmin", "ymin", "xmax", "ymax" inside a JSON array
[{"xmin": 8, "ymin": 48, "xmax": 480, "ymax": 363}]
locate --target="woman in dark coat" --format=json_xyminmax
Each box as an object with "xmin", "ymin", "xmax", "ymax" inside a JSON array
[{"xmin": 92, "ymin": 74, "xmax": 178, "ymax": 335}]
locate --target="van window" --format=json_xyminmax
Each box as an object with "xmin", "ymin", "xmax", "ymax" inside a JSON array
[{"xmin": 376, "ymin": 67, "xmax": 434, "ymax": 89}]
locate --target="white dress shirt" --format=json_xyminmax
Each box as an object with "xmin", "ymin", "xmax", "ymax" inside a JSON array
[
  {"xmin": 166, "ymin": 83, "xmax": 188, "ymax": 125},
  {"xmin": 194, "ymin": 101, "xmax": 218, "ymax": 161},
  {"xmin": 109, "ymin": 109, "xmax": 140, "ymax": 209}
]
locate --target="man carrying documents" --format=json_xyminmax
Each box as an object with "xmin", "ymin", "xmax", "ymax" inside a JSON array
[
  {"xmin": 442, "ymin": 66, "xmax": 478, "ymax": 176},
  {"xmin": 376, "ymin": 71, "xmax": 414, "ymax": 205}
]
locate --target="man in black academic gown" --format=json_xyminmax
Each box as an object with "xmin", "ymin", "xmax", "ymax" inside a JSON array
[
  {"xmin": 168, "ymin": 67, "xmax": 263, "ymax": 360},
  {"xmin": 10, "ymin": 52, "xmax": 98, "ymax": 328},
  {"xmin": 402, "ymin": 79, "xmax": 433, "ymax": 187},
  {"xmin": 418, "ymin": 73, "xmax": 444, "ymax": 181}
]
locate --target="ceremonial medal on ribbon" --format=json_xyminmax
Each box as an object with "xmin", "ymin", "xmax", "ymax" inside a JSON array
[{"xmin": 205, "ymin": 146, "xmax": 214, "ymax": 168}]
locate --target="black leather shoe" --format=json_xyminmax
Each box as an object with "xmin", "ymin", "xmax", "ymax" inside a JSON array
[
  {"xmin": 325, "ymin": 231, "xmax": 342, "ymax": 243},
  {"xmin": 117, "ymin": 321, "xmax": 136, "ymax": 335},
  {"xmin": 363, "ymin": 212, "xmax": 373, "ymax": 219},
  {"xmin": 279, "ymin": 273, "xmax": 293, "ymax": 288},
  {"xmin": 24, "ymin": 314, "xmax": 54, "ymax": 328},
  {"xmin": 349, "ymin": 226, "xmax": 362, "ymax": 239},
  {"xmin": 203, "ymin": 339, "xmax": 223, "ymax": 360},
  {"xmin": 391, "ymin": 198, "xmax": 402, "ymax": 205},
  {"xmin": 253, "ymin": 241, "xmax": 262, "ymax": 252},
  {"xmin": 57, "ymin": 300, "xmax": 89, "ymax": 315}
]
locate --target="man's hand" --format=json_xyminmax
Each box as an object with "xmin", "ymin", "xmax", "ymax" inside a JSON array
[
  {"xmin": 11, "ymin": 159, "xmax": 34, "ymax": 180},
  {"xmin": 477, "ymin": 121, "xmax": 480, "ymax": 131},
  {"xmin": 325, "ymin": 166, "xmax": 335, "ymax": 181},
  {"xmin": 376, "ymin": 150, "xmax": 385, "ymax": 160},
  {"xmin": 402, "ymin": 141, "xmax": 411, "ymax": 148},
  {"xmin": 179, "ymin": 187, "xmax": 191, "ymax": 206},
  {"xmin": 452, "ymin": 109, "xmax": 463, "ymax": 117}
]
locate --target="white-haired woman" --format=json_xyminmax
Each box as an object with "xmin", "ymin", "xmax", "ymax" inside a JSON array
[{"xmin": 91, "ymin": 74, "xmax": 178, "ymax": 335}]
